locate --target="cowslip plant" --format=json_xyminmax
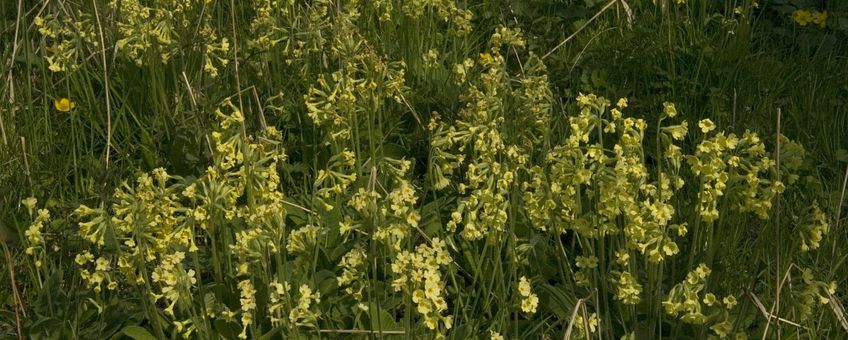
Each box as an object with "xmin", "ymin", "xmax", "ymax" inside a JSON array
[{"xmin": 9, "ymin": 1, "xmax": 842, "ymax": 339}]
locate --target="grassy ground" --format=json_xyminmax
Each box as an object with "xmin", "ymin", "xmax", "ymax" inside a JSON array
[{"xmin": 1, "ymin": 0, "xmax": 847, "ymax": 339}]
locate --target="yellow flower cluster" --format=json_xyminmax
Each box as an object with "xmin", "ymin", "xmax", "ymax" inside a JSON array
[
  {"xmin": 286, "ymin": 224, "xmax": 324, "ymax": 254},
  {"xmin": 452, "ymin": 58, "xmax": 476, "ymax": 84},
  {"xmin": 391, "ymin": 239, "xmax": 453, "ymax": 334},
  {"xmin": 34, "ymin": 13, "xmax": 97, "ymax": 72},
  {"xmin": 349, "ymin": 188, "xmax": 381, "ymax": 215},
  {"xmin": 799, "ymin": 202, "xmax": 830, "ymax": 252},
  {"xmin": 432, "ymin": 46, "xmax": 553, "ymax": 242},
  {"xmin": 663, "ymin": 263, "xmax": 736, "ymax": 335},
  {"xmin": 525, "ymin": 95, "xmax": 685, "ymax": 267},
  {"xmin": 573, "ymin": 313, "xmax": 599, "ymax": 339},
  {"xmin": 375, "ymin": 178, "xmax": 421, "ymax": 250},
  {"xmin": 517, "ymin": 57, "xmax": 553, "ymax": 139},
  {"xmin": 267, "ymin": 279, "xmax": 292, "ymax": 326},
  {"xmin": 490, "ymin": 26, "xmax": 526, "ymax": 50},
  {"xmin": 109, "ymin": 0, "xmax": 222, "ymax": 66},
  {"xmin": 793, "ymin": 9, "xmax": 827, "ymax": 28},
  {"xmin": 305, "ymin": 72, "xmax": 358, "ymax": 141},
  {"xmin": 75, "ymin": 252, "xmax": 117, "ymax": 293},
  {"xmin": 574, "ymin": 256, "xmax": 599, "ymax": 288},
  {"xmin": 423, "ymin": 49, "xmax": 440, "ymax": 68},
  {"xmin": 71, "ymin": 98, "xmax": 296, "ymax": 336},
  {"xmin": 289, "ymin": 285, "xmax": 322, "ymax": 327},
  {"xmin": 110, "ymin": 0, "xmax": 173, "ymax": 65},
  {"xmin": 232, "ymin": 227, "xmax": 277, "ymax": 275},
  {"xmin": 517, "ymin": 276, "xmax": 539, "ymax": 314},
  {"xmin": 238, "ymin": 279, "xmax": 256, "ymax": 339},
  {"xmin": 204, "ymin": 38, "xmax": 231, "ymax": 78},
  {"xmin": 663, "ymin": 263, "xmax": 709, "ymax": 322},
  {"xmin": 687, "ymin": 129, "xmax": 795, "ymax": 222},
  {"xmin": 247, "ymin": 0, "xmax": 295, "ymax": 55},
  {"xmin": 151, "ymin": 251, "xmax": 197, "ymax": 317},
  {"xmin": 794, "ymin": 268, "xmax": 838, "ymax": 321},
  {"xmin": 613, "ymin": 271, "xmax": 643, "ymax": 305},
  {"xmin": 304, "ymin": 48, "xmax": 407, "ymax": 146},
  {"xmin": 337, "ymin": 247, "xmax": 368, "ymax": 305},
  {"xmin": 75, "ymin": 167, "xmax": 191, "ymax": 285},
  {"xmin": 400, "ymin": 0, "xmax": 472, "ymax": 35},
  {"xmin": 22, "ymin": 199, "xmax": 49, "ymax": 269}
]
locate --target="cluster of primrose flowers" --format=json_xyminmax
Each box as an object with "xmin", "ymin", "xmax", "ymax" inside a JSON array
[
  {"xmin": 424, "ymin": 20, "xmax": 834, "ymax": 336},
  {"xmin": 111, "ymin": 0, "xmax": 228, "ymax": 71},
  {"xmin": 517, "ymin": 276, "xmax": 539, "ymax": 315},
  {"xmin": 34, "ymin": 0, "xmax": 228, "ymax": 76},
  {"xmin": 22, "ymin": 2, "xmax": 841, "ymax": 337},
  {"xmin": 391, "ymin": 238, "xmax": 454, "ymax": 335},
  {"xmin": 793, "ymin": 268, "xmax": 838, "ymax": 322},
  {"xmin": 21, "ymin": 198, "xmax": 49, "ymax": 269},
  {"xmin": 34, "ymin": 12, "xmax": 98, "ymax": 72},
  {"xmin": 573, "ymin": 312, "xmax": 600, "ymax": 339},
  {"xmin": 663, "ymin": 264, "xmax": 738, "ymax": 338},
  {"xmin": 66, "ymin": 98, "xmax": 330, "ymax": 339},
  {"xmin": 432, "ymin": 26, "xmax": 547, "ymax": 243}
]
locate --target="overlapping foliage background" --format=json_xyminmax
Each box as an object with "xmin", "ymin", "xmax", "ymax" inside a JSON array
[{"xmin": 1, "ymin": 0, "xmax": 847, "ymax": 339}]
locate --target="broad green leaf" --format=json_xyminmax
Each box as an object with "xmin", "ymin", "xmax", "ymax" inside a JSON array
[{"xmin": 121, "ymin": 326, "xmax": 157, "ymax": 340}]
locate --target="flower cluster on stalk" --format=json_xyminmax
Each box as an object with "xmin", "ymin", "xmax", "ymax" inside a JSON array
[{"xmin": 391, "ymin": 239, "xmax": 453, "ymax": 335}]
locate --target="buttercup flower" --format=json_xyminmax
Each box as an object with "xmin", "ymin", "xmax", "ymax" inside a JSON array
[
  {"xmin": 812, "ymin": 11, "xmax": 827, "ymax": 28},
  {"xmin": 793, "ymin": 9, "xmax": 812, "ymax": 27},
  {"xmin": 54, "ymin": 98, "xmax": 75, "ymax": 112}
]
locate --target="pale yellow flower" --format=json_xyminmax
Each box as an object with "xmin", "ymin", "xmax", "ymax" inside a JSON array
[
  {"xmin": 698, "ymin": 119, "xmax": 715, "ymax": 133},
  {"xmin": 663, "ymin": 102, "xmax": 677, "ymax": 117},
  {"xmin": 723, "ymin": 295, "xmax": 737, "ymax": 309}
]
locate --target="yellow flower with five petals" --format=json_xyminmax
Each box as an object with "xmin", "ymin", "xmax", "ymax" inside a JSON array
[{"xmin": 793, "ymin": 9, "xmax": 812, "ymax": 27}]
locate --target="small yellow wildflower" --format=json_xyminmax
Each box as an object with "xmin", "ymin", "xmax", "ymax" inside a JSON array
[
  {"xmin": 479, "ymin": 52, "xmax": 494, "ymax": 66},
  {"xmin": 518, "ymin": 276, "xmax": 532, "ymax": 296},
  {"xmin": 698, "ymin": 119, "xmax": 715, "ymax": 133},
  {"xmin": 702, "ymin": 293, "xmax": 717, "ymax": 306},
  {"xmin": 520, "ymin": 294, "xmax": 539, "ymax": 314},
  {"xmin": 812, "ymin": 11, "xmax": 827, "ymax": 28},
  {"xmin": 663, "ymin": 102, "xmax": 678, "ymax": 118},
  {"xmin": 793, "ymin": 9, "xmax": 812, "ymax": 27},
  {"xmin": 54, "ymin": 98, "xmax": 76, "ymax": 112},
  {"xmin": 710, "ymin": 320, "xmax": 733, "ymax": 338},
  {"xmin": 723, "ymin": 295, "xmax": 737, "ymax": 309},
  {"xmin": 517, "ymin": 276, "xmax": 539, "ymax": 314}
]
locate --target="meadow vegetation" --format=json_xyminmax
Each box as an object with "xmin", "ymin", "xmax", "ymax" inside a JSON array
[{"xmin": 1, "ymin": 0, "xmax": 847, "ymax": 339}]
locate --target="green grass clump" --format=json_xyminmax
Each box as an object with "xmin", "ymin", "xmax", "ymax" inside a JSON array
[{"xmin": 1, "ymin": 0, "xmax": 846, "ymax": 339}]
